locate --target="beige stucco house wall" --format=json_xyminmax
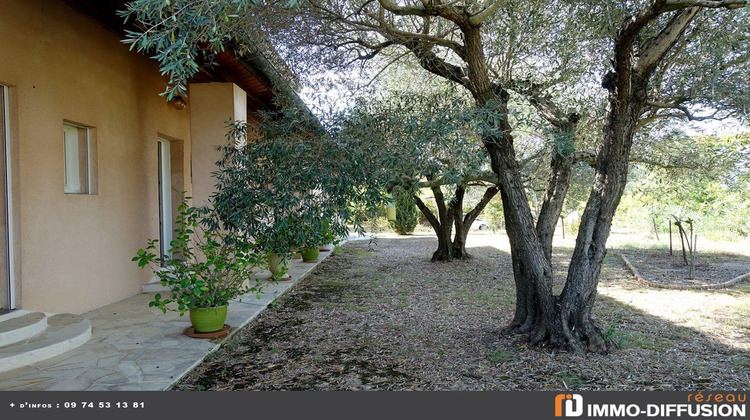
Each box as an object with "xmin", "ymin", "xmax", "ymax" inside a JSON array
[
  {"xmin": 0, "ymin": 0, "xmax": 195, "ymax": 314},
  {"xmin": 0, "ymin": 0, "xmax": 297, "ymax": 315}
]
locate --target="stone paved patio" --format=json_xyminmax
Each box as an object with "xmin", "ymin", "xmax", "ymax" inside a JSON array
[{"xmin": 0, "ymin": 249, "xmax": 337, "ymax": 391}]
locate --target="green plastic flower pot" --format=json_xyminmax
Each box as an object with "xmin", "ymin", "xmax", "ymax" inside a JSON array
[
  {"xmin": 189, "ymin": 305, "xmax": 228, "ymax": 333},
  {"xmin": 301, "ymin": 247, "xmax": 320, "ymax": 263}
]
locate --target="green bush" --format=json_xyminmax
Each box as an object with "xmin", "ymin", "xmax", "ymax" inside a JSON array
[
  {"xmin": 389, "ymin": 186, "xmax": 418, "ymax": 235},
  {"xmin": 134, "ymin": 199, "xmax": 264, "ymax": 315}
]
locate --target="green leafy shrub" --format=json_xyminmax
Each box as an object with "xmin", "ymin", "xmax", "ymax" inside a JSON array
[
  {"xmin": 133, "ymin": 199, "xmax": 264, "ymax": 315},
  {"xmin": 389, "ymin": 186, "xmax": 418, "ymax": 235}
]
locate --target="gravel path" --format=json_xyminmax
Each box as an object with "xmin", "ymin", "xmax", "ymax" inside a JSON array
[{"xmin": 175, "ymin": 234, "xmax": 750, "ymax": 391}]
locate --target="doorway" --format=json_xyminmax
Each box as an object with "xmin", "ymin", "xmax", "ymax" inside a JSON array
[
  {"xmin": 0, "ymin": 85, "xmax": 14, "ymax": 310},
  {"xmin": 157, "ymin": 138, "xmax": 172, "ymax": 265}
]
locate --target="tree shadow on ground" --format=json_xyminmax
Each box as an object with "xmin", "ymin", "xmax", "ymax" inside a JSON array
[{"xmin": 174, "ymin": 235, "xmax": 750, "ymax": 391}]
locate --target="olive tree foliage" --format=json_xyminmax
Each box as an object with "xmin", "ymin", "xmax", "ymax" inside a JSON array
[
  {"xmin": 617, "ymin": 133, "xmax": 750, "ymax": 238},
  {"xmin": 332, "ymin": 88, "xmax": 503, "ymax": 260},
  {"xmin": 209, "ymin": 108, "xmax": 386, "ymax": 257},
  {"xmin": 123, "ymin": 0, "xmax": 750, "ymax": 353},
  {"xmin": 120, "ymin": 0, "xmax": 307, "ymax": 100}
]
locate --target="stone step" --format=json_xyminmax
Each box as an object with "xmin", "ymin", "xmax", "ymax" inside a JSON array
[
  {"xmin": 142, "ymin": 280, "xmax": 169, "ymax": 293},
  {"xmin": 0, "ymin": 309, "xmax": 30, "ymax": 323},
  {"xmin": 0, "ymin": 314, "xmax": 92, "ymax": 374},
  {"xmin": 0, "ymin": 311, "xmax": 47, "ymax": 347}
]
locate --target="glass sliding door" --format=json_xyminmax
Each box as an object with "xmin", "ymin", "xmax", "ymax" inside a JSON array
[
  {"xmin": 0, "ymin": 86, "xmax": 13, "ymax": 309},
  {"xmin": 157, "ymin": 138, "xmax": 172, "ymax": 265}
]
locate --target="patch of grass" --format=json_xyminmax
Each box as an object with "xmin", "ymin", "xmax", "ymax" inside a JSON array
[
  {"xmin": 450, "ymin": 288, "xmax": 512, "ymax": 310},
  {"xmin": 725, "ymin": 308, "xmax": 750, "ymax": 331},
  {"xmin": 395, "ymin": 296, "xmax": 409, "ymax": 301},
  {"xmin": 221, "ymin": 334, "xmax": 244, "ymax": 352},
  {"xmin": 393, "ymin": 303, "xmax": 410, "ymax": 309},
  {"xmin": 354, "ymin": 249, "xmax": 376, "ymax": 259},
  {"xmin": 614, "ymin": 331, "xmax": 672, "ymax": 351},
  {"xmin": 322, "ymin": 280, "xmax": 347, "ymax": 288},
  {"xmin": 732, "ymin": 356, "xmax": 750, "ymax": 369},
  {"xmin": 396, "ymin": 286, "xmax": 412, "ymax": 294},
  {"xmin": 343, "ymin": 303, "xmax": 369, "ymax": 312},
  {"xmin": 557, "ymin": 372, "xmax": 586, "ymax": 388},
  {"xmin": 668, "ymin": 326, "xmax": 696, "ymax": 341},
  {"xmin": 619, "ymin": 242, "xmax": 670, "ymax": 252},
  {"xmin": 487, "ymin": 347, "xmax": 514, "ymax": 364},
  {"xmin": 603, "ymin": 312, "xmax": 624, "ymax": 342},
  {"xmin": 203, "ymin": 351, "xmax": 220, "ymax": 362},
  {"xmin": 332, "ymin": 245, "xmax": 344, "ymax": 255}
]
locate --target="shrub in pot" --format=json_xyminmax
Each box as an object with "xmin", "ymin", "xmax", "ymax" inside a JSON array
[
  {"xmin": 317, "ymin": 218, "xmax": 341, "ymax": 252},
  {"xmin": 300, "ymin": 247, "xmax": 320, "ymax": 263},
  {"xmin": 266, "ymin": 251, "xmax": 291, "ymax": 280},
  {"xmin": 295, "ymin": 215, "xmax": 338, "ymax": 263},
  {"xmin": 134, "ymin": 200, "xmax": 264, "ymax": 334},
  {"xmin": 254, "ymin": 220, "xmax": 300, "ymax": 281}
]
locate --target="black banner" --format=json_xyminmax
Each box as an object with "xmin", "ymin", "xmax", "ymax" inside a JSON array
[{"xmin": 0, "ymin": 391, "xmax": 746, "ymax": 420}]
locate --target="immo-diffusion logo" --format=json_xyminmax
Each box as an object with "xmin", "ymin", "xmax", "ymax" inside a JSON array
[
  {"xmin": 555, "ymin": 394, "xmax": 583, "ymax": 417},
  {"xmin": 553, "ymin": 393, "xmax": 747, "ymax": 418}
]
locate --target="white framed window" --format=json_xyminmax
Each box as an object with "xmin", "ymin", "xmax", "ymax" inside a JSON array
[{"xmin": 63, "ymin": 122, "xmax": 96, "ymax": 194}]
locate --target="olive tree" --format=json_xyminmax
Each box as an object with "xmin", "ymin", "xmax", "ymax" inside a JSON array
[{"xmin": 123, "ymin": 0, "xmax": 749, "ymax": 353}]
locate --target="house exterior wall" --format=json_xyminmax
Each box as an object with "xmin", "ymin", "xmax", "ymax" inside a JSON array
[
  {"xmin": 0, "ymin": 0, "xmax": 192, "ymax": 313},
  {"xmin": 189, "ymin": 83, "xmax": 247, "ymax": 207}
]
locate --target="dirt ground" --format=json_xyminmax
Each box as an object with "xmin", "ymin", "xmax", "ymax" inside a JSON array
[
  {"xmin": 174, "ymin": 233, "xmax": 750, "ymax": 391},
  {"xmin": 619, "ymin": 246, "xmax": 750, "ymax": 288}
]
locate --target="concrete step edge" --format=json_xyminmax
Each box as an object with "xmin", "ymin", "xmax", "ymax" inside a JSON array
[
  {"xmin": 0, "ymin": 317, "xmax": 92, "ymax": 374},
  {"xmin": 0, "ymin": 309, "xmax": 31, "ymax": 323},
  {"xmin": 0, "ymin": 312, "xmax": 48, "ymax": 347}
]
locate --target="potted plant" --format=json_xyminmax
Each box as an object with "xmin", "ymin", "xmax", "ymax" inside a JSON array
[
  {"xmin": 315, "ymin": 217, "xmax": 337, "ymax": 252},
  {"xmin": 295, "ymin": 215, "xmax": 328, "ymax": 263},
  {"xmin": 133, "ymin": 199, "xmax": 264, "ymax": 335},
  {"xmin": 254, "ymin": 216, "xmax": 301, "ymax": 280},
  {"xmin": 300, "ymin": 247, "xmax": 320, "ymax": 263},
  {"xmin": 266, "ymin": 251, "xmax": 291, "ymax": 280}
]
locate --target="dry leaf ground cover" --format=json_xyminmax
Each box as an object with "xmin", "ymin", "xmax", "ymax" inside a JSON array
[
  {"xmin": 619, "ymin": 244, "xmax": 750, "ymax": 288},
  {"xmin": 174, "ymin": 233, "xmax": 750, "ymax": 391}
]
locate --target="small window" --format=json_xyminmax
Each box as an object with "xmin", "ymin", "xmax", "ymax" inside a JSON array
[{"xmin": 63, "ymin": 122, "xmax": 95, "ymax": 194}]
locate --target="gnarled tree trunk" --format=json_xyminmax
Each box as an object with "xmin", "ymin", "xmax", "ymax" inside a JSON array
[
  {"xmin": 413, "ymin": 185, "xmax": 456, "ymax": 262},
  {"xmin": 557, "ymin": 6, "xmax": 705, "ymax": 354},
  {"xmin": 450, "ymin": 185, "xmax": 500, "ymax": 259}
]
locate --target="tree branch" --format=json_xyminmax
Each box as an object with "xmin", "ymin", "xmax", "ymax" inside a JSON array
[
  {"xmin": 637, "ymin": 7, "xmax": 702, "ymax": 74},
  {"xmin": 377, "ymin": 0, "xmax": 430, "ymax": 17},
  {"xmin": 418, "ymin": 171, "xmax": 499, "ymax": 189},
  {"xmin": 468, "ymin": 0, "xmax": 507, "ymax": 26},
  {"xmin": 406, "ymin": 41, "xmax": 471, "ymax": 88},
  {"xmin": 413, "ymin": 194, "xmax": 441, "ymax": 228},
  {"xmin": 377, "ymin": 0, "xmax": 468, "ymax": 26},
  {"xmin": 645, "ymin": 100, "xmax": 723, "ymax": 121},
  {"xmin": 464, "ymin": 185, "xmax": 500, "ymax": 225},
  {"xmin": 660, "ymin": 0, "xmax": 746, "ymax": 12}
]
